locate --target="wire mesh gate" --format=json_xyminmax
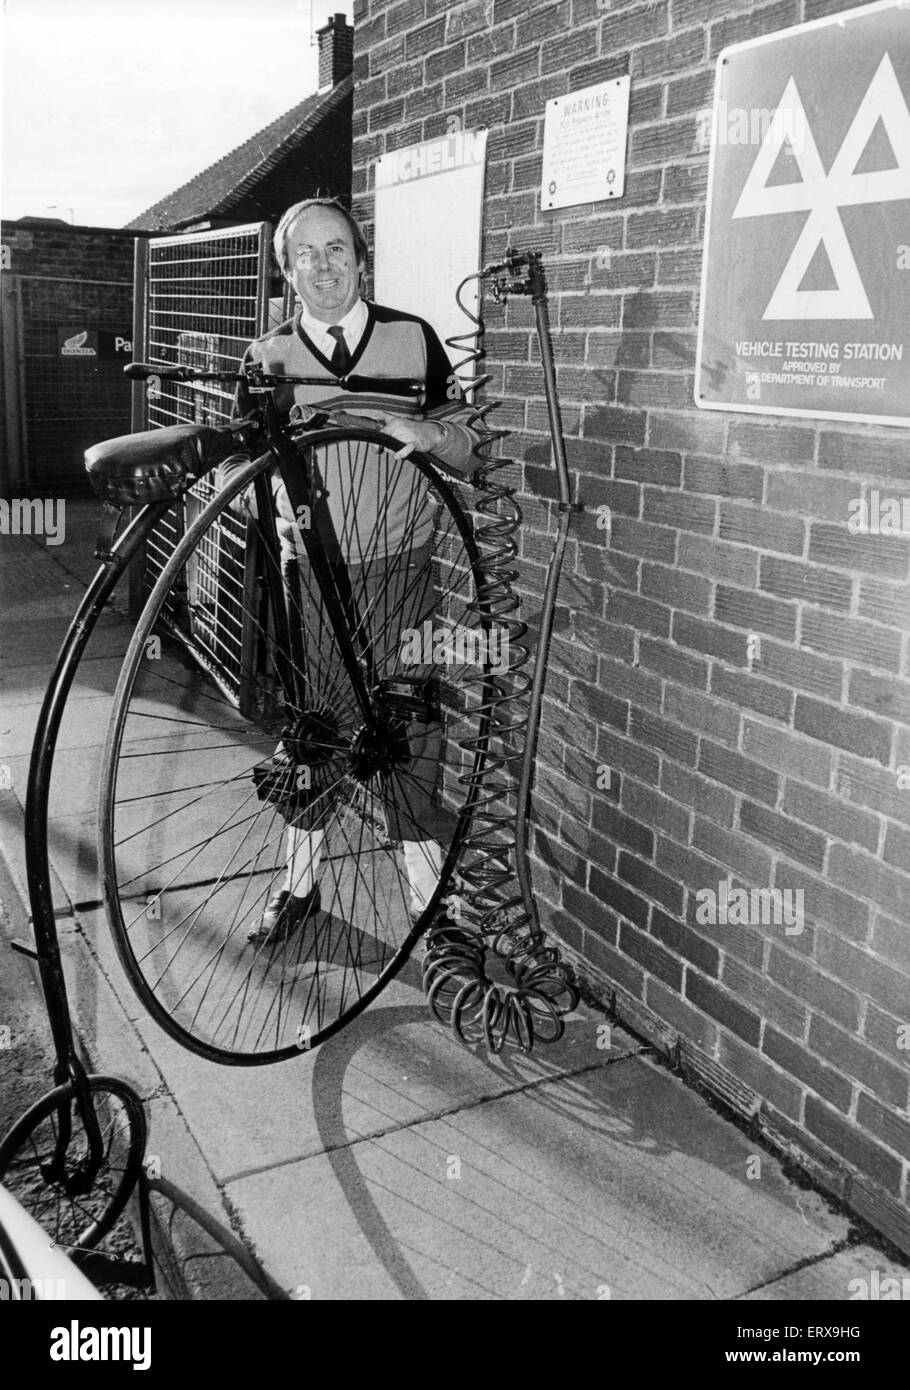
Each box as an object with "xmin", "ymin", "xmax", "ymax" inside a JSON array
[{"xmin": 130, "ymin": 223, "xmax": 273, "ymax": 709}]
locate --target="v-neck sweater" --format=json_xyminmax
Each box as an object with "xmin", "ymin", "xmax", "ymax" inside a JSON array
[{"xmin": 232, "ymin": 301, "xmax": 480, "ymax": 562}]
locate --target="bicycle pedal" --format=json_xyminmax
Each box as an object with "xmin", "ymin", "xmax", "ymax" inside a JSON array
[
  {"xmin": 9, "ymin": 937, "xmax": 41, "ymax": 961},
  {"xmin": 378, "ymin": 676, "xmax": 440, "ymax": 723}
]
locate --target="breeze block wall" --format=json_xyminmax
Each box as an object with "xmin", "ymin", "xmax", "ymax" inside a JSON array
[{"xmin": 351, "ymin": 0, "xmax": 910, "ymax": 1253}]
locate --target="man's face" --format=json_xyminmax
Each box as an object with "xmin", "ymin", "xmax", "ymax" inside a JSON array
[{"xmin": 284, "ymin": 206, "xmax": 363, "ymax": 321}]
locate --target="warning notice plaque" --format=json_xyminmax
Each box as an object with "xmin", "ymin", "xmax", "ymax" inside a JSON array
[
  {"xmin": 541, "ymin": 78, "xmax": 630, "ymax": 211},
  {"xmin": 696, "ymin": 0, "xmax": 910, "ymax": 427}
]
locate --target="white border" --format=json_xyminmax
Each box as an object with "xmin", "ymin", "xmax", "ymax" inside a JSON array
[{"xmin": 694, "ymin": 0, "xmax": 910, "ymax": 428}]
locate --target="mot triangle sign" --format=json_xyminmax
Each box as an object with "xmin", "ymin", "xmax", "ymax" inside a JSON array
[{"xmin": 696, "ymin": 0, "xmax": 910, "ymax": 426}]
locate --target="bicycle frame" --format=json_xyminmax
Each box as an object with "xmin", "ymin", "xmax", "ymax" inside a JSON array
[
  {"xmin": 256, "ymin": 392, "xmax": 393, "ymax": 734},
  {"xmin": 16, "ymin": 503, "xmax": 172, "ymax": 1083}
]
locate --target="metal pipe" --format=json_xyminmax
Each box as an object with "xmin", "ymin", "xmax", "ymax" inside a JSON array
[{"xmin": 514, "ymin": 260, "xmax": 572, "ymax": 929}]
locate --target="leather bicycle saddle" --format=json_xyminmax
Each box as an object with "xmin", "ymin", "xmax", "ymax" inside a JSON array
[{"xmin": 85, "ymin": 423, "xmax": 253, "ymax": 506}]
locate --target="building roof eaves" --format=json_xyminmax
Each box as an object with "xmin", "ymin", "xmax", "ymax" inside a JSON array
[{"xmin": 125, "ymin": 75, "xmax": 352, "ymax": 233}]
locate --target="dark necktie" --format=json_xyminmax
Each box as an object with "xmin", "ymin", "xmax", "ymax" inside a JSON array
[{"xmin": 327, "ymin": 325, "xmax": 351, "ymax": 377}]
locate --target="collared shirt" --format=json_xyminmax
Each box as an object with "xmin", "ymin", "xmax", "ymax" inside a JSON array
[{"xmin": 297, "ymin": 296, "xmax": 369, "ymax": 362}]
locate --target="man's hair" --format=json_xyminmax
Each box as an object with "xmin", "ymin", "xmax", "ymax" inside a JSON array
[{"xmin": 274, "ymin": 198, "xmax": 368, "ymax": 277}]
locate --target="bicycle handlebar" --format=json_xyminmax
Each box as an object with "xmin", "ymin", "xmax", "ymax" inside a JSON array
[
  {"xmin": 124, "ymin": 363, "xmax": 235, "ymax": 383},
  {"xmin": 123, "ymin": 362, "xmax": 424, "ymax": 397}
]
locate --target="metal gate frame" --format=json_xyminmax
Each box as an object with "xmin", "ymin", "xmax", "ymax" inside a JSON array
[
  {"xmin": 0, "ymin": 277, "xmax": 26, "ymax": 497},
  {"xmin": 129, "ymin": 223, "xmax": 273, "ymax": 713}
]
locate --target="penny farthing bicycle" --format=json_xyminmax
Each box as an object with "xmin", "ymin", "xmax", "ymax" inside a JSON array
[
  {"xmin": 1, "ymin": 250, "xmax": 578, "ymax": 1268},
  {"xmin": 99, "ymin": 392, "xmax": 496, "ymax": 1064}
]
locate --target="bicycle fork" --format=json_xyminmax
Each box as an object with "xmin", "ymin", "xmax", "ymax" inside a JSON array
[{"xmin": 264, "ymin": 415, "xmax": 382, "ymax": 734}]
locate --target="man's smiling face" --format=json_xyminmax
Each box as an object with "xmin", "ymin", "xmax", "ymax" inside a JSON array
[{"xmin": 285, "ymin": 206, "xmax": 363, "ymax": 322}]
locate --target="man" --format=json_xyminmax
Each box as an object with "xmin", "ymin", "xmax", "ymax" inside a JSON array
[{"xmin": 225, "ymin": 197, "xmax": 480, "ymax": 945}]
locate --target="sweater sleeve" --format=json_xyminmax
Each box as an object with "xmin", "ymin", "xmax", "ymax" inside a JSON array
[{"xmin": 421, "ymin": 320, "xmax": 458, "ymax": 411}]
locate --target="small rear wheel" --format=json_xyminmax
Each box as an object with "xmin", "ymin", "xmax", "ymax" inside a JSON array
[{"xmin": 0, "ymin": 1076, "xmax": 146, "ymax": 1258}]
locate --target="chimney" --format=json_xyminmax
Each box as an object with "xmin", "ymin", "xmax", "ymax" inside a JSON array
[{"xmin": 317, "ymin": 13, "xmax": 353, "ymax": 91}]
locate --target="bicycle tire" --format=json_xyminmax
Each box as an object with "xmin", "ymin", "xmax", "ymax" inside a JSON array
[
  {"xmin": 0, "ymin": 1075, "xmax": 146, "ymax": 1259},
  {"xmin": 98, "ymin": 431, "xmax": 494, "ymax": 1063}
]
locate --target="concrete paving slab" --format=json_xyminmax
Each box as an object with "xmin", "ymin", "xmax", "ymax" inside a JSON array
[
  {"xmin": 226, "ymin": 1054, "xmax": 854, "ymax": 1300},
  {"xmin": 1, "ymin": 545, "xmax": 76, "ymax": 602},
  {"xmin": 64, "ymin": 906, "xmax": 639, "ymax": 1184},
  {"xmin": 52, "ymin": 915, "xmax": 165, "ymax": 1102},
  {"xmin": 0, "ymin": 850, "xmax": 63, "ymax": 1135},
  {"xmin": 142, "ymin": 1092, "xmax": 275, "ymax": 1302},
  {"xmin": 0, "ymin": 694, "xmax": 122, "ymax": 757},
  {"xmin": 2, "ymin": 709, "xmax": 261, "ymax": 909},
  {"xmin": 4, "ymin": 749, "xmax": 105, "ymax": 822},
  {"xmin": 0, "ymin": 792, "xmax": 74, "ymax": 918},
  {"xmin": 0, "ymin": 503, "xmax": 107, "ymax": 590},
  {"xmin": 0, "ymin": 612, "xmax": 131, "ymax": 667},
  {"xmin": 44, "ymin": 811, "xmax": 103, "ymax": 908},
  {"xmin": 41, "ymin": 794, "xmax": 271, "ymax": 909},
  {"xmin": 3, "ymin": 591, "xmax": 87, "ymax": 624},
  {"xmin": 741, "ymin": 1245, "xmax": 910, "ymax": 1301},
  {"xmin": 0, "ymin": 654, "xmax": 124, "ymax": 707},
  {"xmin": 37, "ymin": 524, "xmax": 110, "ymax": 592}
]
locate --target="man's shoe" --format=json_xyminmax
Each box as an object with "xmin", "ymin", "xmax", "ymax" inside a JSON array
[{"xmin": 248, "ymin": 884, "xmax": 320, "ymax": 946}]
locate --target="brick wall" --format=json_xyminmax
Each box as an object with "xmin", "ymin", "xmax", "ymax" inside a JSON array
[
  {"xmin": 351, "ymin": 0, "xmax": 910, "ymax": 1252},
  {"xmin": 1, "ymin": 221, "xmax": 137, "ymax": 283},
  {"xmin": 1, "ymin": 222, "xmax": 137, "ymax": 494}
]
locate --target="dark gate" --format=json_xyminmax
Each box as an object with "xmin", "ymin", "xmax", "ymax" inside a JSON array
[{"xmin": 1, "ymin": 272, "xmax": 134, "ymax": 496}]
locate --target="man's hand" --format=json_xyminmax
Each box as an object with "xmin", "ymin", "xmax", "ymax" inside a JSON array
[{"xmin": 377, "ymin": 415, "xmax": 446, "ymax": 458}]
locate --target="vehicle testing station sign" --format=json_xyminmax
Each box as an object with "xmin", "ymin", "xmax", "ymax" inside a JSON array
[{"xmin": 696, "ymin": 0, "xmax": 910, "ymax": 427}]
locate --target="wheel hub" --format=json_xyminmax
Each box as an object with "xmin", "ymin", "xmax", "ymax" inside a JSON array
[
  {"xmin": 283, "ymin": 708, "xmax": 341, "ymax": 767},
  {"xmin": 350, "ymin": 721, "xmax": 410, "ymax": 782}
]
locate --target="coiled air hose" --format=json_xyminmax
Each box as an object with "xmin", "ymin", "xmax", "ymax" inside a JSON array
[{"xmin": 422, "ymin": 251, "xmax": 580, "ymax": 1052}]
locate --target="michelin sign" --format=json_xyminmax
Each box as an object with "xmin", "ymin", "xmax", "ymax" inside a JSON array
[{"xmin": 696, "ymin": 0, "xmax": 910, "ymax": 427}]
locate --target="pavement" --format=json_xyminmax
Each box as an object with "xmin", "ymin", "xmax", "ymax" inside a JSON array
[{"xmin": 2, "ymin": 497, "xmax": 909, "ymax": 1301}]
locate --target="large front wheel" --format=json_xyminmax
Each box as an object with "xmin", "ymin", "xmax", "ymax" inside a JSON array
[{"xmin": 98, "ymin": 432, "xmax": 494, "ymax": 1063}]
